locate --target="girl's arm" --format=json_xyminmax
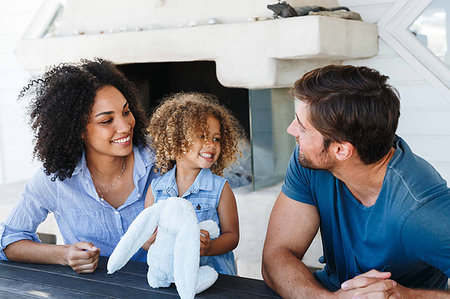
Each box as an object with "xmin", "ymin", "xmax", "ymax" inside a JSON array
[
  {"xmin": 200, "ymin": 182, "xmax": 239, "ymax": 256},
  {"xmin": 142, "ymin": 183, "xmax": 157, "ymax": 250}
]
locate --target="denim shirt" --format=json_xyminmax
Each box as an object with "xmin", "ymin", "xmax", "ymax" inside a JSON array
[
  {"xmin": 0, "ymin": 145, "xmax": 158, "ymax": 262},
  {"xmin": 151, "ymin": 165, "xmax": 237, "ymax": 275}
]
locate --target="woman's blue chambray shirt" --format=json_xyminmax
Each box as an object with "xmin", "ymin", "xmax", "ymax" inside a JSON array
[
  {"xmin": 152, "ymin": 165, "xmax": 237, "ymax": 275},
  {"xmin": 0, "ymin": 145, "xmax": 158, "ymax": 262}
]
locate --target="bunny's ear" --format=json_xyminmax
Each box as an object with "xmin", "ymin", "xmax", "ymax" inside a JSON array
[
  {"xmin": 173, "ymin": 215, "xmax": 200, "ymax": 299},
  {"xmin": 107, "ymin": 202, "xmax": 164, "ymax": 274}
]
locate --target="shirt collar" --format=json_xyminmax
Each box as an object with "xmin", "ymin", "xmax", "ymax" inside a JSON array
[
  {"xmin": 72, "ymin": 144, "xmax": 156, "ymax": 181},
  {"xmin": 133, "ymin": 144, "xmax": 156, "ymax": 180},
  {"xmin": 388, "ymin": 135, "xmax": 405, "ymax": 167},
  {"xmin": 191, "ymin": 168, "xmax": 214, "ymax": 192},
  {"xmin": 73, "ymin": 151, "xmax": 88, "ymax": 178},
  {"xmin": 154, "ymin": 165, "xmax": 215, "ymax": 196}
]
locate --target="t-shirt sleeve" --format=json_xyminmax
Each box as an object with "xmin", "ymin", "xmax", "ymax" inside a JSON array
[
  {"xmin": 400, "ymin": 194, "xmax": 450, "ymax": 277},
  {"xmin": 0, "ymin": 170, "xmax": 53, "ymax": 260},
  {"xmin": 281, "ymin": 145, "xmax": 316, "ymax": 206}
]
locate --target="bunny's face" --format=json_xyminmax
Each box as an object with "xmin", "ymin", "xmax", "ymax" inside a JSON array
[{"xmin": 158, "ymin": 197, "xmax": 198, "ymax": 233}]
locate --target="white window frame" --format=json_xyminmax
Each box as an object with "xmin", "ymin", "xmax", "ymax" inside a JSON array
[{"xmin": 378, "ymin": 0, "xmax": 450, "ymax": 100}]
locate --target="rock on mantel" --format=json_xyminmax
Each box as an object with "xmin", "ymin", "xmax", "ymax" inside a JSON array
[{"xmin": 16, "ymin": 15, "xmax": 378, "ymax": 89}]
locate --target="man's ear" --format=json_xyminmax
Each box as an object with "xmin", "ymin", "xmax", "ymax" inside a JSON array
[{"xmin": 331, "ymin": 141, "xmax": 353, "ymax": 161}]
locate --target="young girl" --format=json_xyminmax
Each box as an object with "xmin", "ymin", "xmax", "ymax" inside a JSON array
[{"xmin": 145, "ymin": 92, "xmax": 243, "ymax": 275}]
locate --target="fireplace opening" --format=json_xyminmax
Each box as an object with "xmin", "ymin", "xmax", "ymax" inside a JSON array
[
  {"xmin": 118, "ymin": 61, "xmax": 252, "ymax": 188},
  {"xmin": 118, "ymin": 61, "xmax": 249, "ymax": 134}
]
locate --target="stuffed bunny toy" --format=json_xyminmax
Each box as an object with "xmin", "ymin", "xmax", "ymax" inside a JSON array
[{"xmin": 107, "ymin": 196, "xmax": 220, "ymax": 299}]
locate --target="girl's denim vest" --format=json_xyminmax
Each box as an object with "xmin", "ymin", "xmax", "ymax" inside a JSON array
[{"xmin": 151, "ymin": 165, "xmax": 237, "ymax": 275}]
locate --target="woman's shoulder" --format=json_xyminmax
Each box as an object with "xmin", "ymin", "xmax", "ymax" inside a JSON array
[
  {"xmin": 135, "ymin": 144, "xmax": 156, "ymax": 160},
  {"xmin": 22, "ymin": 168, "xmax": 62, "ymax": 204},
  {"xmin": 133, "ymin": 144, "xmax": 157, "ymax": 178}
]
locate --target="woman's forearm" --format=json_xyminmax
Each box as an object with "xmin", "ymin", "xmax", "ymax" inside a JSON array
[{"xmin": 4, "ymin": 239, "xmax": 69, "ymax": 265}]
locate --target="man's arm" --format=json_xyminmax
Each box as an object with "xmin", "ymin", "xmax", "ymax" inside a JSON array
[
  {"xmin": 262, "ymin": 192, "xmax": 402, "ymax": 299},
  {"xmin": 262, "ymin": 191, "xmax": 331, "ymax": 298}
]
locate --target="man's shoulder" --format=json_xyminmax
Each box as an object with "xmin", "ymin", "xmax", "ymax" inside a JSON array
[{"xmin": 386, "ymin": 137, "xmax": 449, "ymax": 204}]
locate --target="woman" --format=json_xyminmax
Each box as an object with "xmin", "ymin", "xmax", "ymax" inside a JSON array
[{"xmin": 0, "ymin": 59, "xmax": 158, "ymax": 273}]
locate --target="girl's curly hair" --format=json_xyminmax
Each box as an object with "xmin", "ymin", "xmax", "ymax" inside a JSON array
[
  {"xmin": 18, "ymin": 58, "xmax": 148, "ymax": 181},
  {"xmin": 148, "ymin": 92, "xmax": 244, "ymax": 176}
]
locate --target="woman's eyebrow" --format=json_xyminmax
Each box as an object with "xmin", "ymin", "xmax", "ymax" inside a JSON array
[
  {"xmin": 94, "ymin": 102, "xmax": 128, "ymax": 117},
  {"xmin": 94, "ymin": 111, "xmax": 113, "ymax": 117}
]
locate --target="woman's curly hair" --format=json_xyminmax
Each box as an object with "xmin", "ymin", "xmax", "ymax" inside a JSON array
[
  {"xmin": 148, "ymin": 92, "xmax": 244, "ymax": 176},
  {"xmin": 18, "ymin": 58, "xmax": 148, "ymax": 181}
]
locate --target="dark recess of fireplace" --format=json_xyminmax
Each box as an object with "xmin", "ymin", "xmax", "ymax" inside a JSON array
[{"xmin": 118, "ymin": 61, "xmax": 249, "ymax": 135}]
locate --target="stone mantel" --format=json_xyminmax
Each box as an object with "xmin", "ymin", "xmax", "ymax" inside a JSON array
[{"xmin": 16, "ymin": 0, "xmax": 378, "ymax": 89}]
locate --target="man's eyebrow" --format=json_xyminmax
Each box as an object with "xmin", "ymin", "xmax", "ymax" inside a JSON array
[
  {"xmin": 94, "ymin": 102, "xmax": 128, "ymax": 117},
  {"xmin": 295, "ymin": 113, "xmax": 306, "ymax": 130}
]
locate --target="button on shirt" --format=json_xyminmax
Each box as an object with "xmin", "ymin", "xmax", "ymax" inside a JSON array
[{"xmin": 0, "ymin": 145, "xmax": 158, "ymax": 262}]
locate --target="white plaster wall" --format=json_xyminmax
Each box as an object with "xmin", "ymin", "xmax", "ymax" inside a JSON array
[{"xmin": 0, "ymin": 1, "xmax": 43, "ymax": 184}]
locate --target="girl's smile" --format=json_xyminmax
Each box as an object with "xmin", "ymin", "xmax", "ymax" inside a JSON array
[
  {"xmin": 177, "ymin": 116, "xmax": 222, "ymax": 172},
  {"xmin": 199, "ymin": 151, "xmax": 215, "ymax": 162}
]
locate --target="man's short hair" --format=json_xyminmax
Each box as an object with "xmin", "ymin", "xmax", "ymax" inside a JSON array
[{"xmin": 292, "ymin": 65, "xmax": 400, "ymax": 164}]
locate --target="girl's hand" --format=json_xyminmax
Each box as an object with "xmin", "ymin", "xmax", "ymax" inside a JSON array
[
  {"xmin": 142, "ymin": 227, "xmax": 158, "ymax": 251},
  {"xmin": 64, "ymin": 242, "xmax": 100, "ymax": 274},
  {"xmin": 200, "ymin": 229, "xmax": 212, "ymax": 256}
]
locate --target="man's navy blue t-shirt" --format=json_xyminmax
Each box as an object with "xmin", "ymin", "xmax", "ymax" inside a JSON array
[{"xmin": 282, "ymin": 136, "xmax": 450, "ymax": 291}]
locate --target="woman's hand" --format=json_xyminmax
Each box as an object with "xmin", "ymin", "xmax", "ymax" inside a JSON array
[
  {"xmin": 142, "ymin": 228, "xmax": 158, "ymax": 251},
  {"xmin": 64, "ymin": 242, "xmax": 100, "ymax": 274},
  {"xmin": 200, "ymin": 229, "xmax": 212, "ymax": 256}
]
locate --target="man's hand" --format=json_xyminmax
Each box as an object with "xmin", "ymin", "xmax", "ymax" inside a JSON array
[
  {"xmin": 340, "ymin": 271, "xmax": 449, "ymax": 299},
  {"xmin": 64, "ymin": 242, "xmax": 100, "ymax": 274},
  {"xmin": 336, "ymin": 270, "xmax": 398, "ymax": 299},
  {"xmin": 200, "ymin": 229, "xmax": 212, "ymax": 256}
]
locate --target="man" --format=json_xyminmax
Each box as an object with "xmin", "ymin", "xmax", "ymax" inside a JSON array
[{"xmin": 262, "ymin": 65, "xmax": 449, "ymax": 298}]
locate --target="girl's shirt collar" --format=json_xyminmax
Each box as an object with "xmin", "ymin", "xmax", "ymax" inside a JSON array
[{"xmin": 154, "ymin": 165, "xmax": 215, "ymax": 197}]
